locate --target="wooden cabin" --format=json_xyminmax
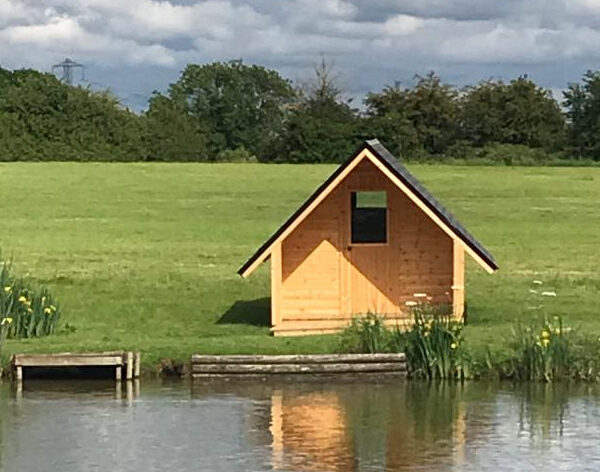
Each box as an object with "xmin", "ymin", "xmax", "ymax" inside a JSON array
[{"xmin": 239, "ymin": 139, "xmax": 497, "ymax": 336}]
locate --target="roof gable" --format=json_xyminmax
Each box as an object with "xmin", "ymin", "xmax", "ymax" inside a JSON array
[{"xmin": 238, "ymin": 139, "xmax": 498, "ymax": 277}]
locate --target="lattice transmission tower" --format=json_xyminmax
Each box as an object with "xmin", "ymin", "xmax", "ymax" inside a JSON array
[{"xmin": 52, "ymin": 58, "xmax": 84, "ymax": 85}]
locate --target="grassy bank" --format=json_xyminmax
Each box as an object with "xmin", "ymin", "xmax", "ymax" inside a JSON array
[{"xmin": 0, "ymin": 163, "xmax": 597, "ymax": 370}]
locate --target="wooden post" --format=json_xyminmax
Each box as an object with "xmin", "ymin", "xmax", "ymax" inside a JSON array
[
  {"xmin": 15, "ymin": 380, "xmax": 22, "ymax": 402},
  {"xmin": 126, "ymin": 380, "xmax": 133, "ymax": 403},
  {"xmin": 452, "ymin": 239, "xmax": 465, "ymax": 320},
  {"xmin": 126, "ymin": 352, "xmax": 133, "ymax": 380},
  {"xmin": 115, "ymin": 365, "xmax": 122, "ymax": 381},
  {"xmin": 15, "ymin": 365, "xmax": 23, "ymax": 381},
  {"xmin": 271, "ymin": 242, "xmax": 282, "ymax": 330},
  {"xmin": 134, "ymin": 352, "xmax": 141, "ymax": 378}
]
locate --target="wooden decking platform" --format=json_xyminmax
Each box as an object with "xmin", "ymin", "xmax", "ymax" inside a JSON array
[
  {"xmin": 191, "ymin": 353, "xmax": 407, "ymax": 378},
  {"xmin": 12, "ymin": 351, "xmax": 141, "ymax": 381}
]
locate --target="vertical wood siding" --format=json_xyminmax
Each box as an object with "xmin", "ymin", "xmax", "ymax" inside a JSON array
[{"xmin": 275, "ymin": 159, "xmax": 456, "ymax": 335}]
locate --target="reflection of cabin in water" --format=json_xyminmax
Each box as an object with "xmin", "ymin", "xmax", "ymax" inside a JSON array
[{"xmin": 239, "ymin": 140, "xmax": 497, "ymax": 336}]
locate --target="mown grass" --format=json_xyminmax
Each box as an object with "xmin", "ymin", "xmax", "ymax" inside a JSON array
[{"xmin": 0, "ymin": 163, "xmax": 597, "ymax": 369}]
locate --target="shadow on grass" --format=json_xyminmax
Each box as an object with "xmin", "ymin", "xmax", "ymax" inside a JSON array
[{"xmin": 217, "ymin": 297, "xmax": 271, "ymax": 327}]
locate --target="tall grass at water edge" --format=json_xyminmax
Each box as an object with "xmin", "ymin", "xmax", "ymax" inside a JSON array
[
  {"xmin": 338, "ymin": 307, "xmax": 469, "ymax": 380},
  {"xmin": 494, "ymin": 317, "xmax": 600, "ymax": 382},
  {"xmin": 0, "ymin": 258, "xmax": 61, "ymax": 352},
  {"xmin": 339, "ymin": 309, "xmax": 600, "ymax": 382}
]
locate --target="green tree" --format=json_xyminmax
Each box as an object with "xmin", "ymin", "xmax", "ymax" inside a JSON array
[
  {"xmin": 460, "ymin": 76, "xmax": 565, "ymax": 149},
  {"xmin": 563, "ymin": 70, "xmax": 600, "ymax": 159},
  {"xmin": 408, "ymin": 73, "xmax": 459, "ymax": 154},
  {"xmin": 277, "ymin": 59, "xmax": 361, "ymax": 163},
  {"xmin": 0, "ymin": 67, "xmax": 146, "ymax": 161},
  {"xmin": 145, "ymin": 93, "xmax": 208, "ymax": 161},
  {"xmin": 165, "ymin": 60, "xmax": 296, "ymax": 159},
  {"xmin": 365, "ymin": 73, "xmax": 458, "ymax": 156},
  {"xmin": 364, "ymin": 83, "xmax": 419, "ymax": 157}
]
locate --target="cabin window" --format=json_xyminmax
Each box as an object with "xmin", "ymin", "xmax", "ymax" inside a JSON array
[{"xmin": 351, "ymin": 191, "xmax": 387, "ymax": 244}]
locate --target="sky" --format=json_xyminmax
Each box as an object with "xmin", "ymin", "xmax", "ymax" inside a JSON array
[{"xmin": 2, "ymin": 0, "xmax": 600, "ymax": 110}]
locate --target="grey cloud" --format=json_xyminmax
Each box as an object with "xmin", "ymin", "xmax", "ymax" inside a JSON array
[{"xmin": 1, "ymin": 0, "xmax": 599, "ymax": 111}]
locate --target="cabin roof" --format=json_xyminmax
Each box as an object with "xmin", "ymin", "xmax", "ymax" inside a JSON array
[{"xmin": 238, "ymin": 139, "xmax": 498, "ymax": 276}]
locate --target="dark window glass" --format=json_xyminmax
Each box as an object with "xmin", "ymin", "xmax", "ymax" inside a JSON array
[{"xmin": 351, "ymin": 191, "xmax": 387, "ymax": 243}]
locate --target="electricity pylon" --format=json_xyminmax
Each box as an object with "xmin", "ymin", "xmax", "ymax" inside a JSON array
[{"xmin": 52, "ymin": 58, "xmax": 84, "ymax": 85}]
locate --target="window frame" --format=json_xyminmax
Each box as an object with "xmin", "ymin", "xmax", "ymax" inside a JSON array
[{"xmin": 348, "ymin": 190, "xmax": 389, "ymax": 246}]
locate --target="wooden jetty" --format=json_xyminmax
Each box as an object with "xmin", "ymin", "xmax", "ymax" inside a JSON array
[
  {"xmin": 12, "ymin": 351, "xmax": 141, "ymax": 381},
  {"xmin": 191, "ymin": 353, "xmax": 407, "ymax": 378}
]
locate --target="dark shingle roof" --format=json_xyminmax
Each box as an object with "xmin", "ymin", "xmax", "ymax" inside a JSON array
[
  {"xmin": 364, "ymin": 139, "xmax": 497, "ymax": 270},
  {"xmin": 238, "ymin": 139, "xmax": 497, "ymax": 275}
]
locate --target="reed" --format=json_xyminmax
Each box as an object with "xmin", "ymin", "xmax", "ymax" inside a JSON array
[
  {"xmin": 0, "ymin": 258, "xmax": 61, "ymax": 340},
  {"xmin": 337, "ymin": 306, "xmax": 470, "ymax": 380},
  {"xmin": 338, "ymin": 313, "xmax": 393, "ymax": 354},
  {"xmin": 495, "ymin": 316, "xmax": 600, "ymax": 382},
  {"xmin": 392, "ymin": 305, "xmax": 470, "ymax": 380}
]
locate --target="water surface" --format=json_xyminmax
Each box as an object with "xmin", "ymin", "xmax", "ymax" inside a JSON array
[{"xmin": 1, "ymin": 379, "xmax": 599, "ymax": 471}]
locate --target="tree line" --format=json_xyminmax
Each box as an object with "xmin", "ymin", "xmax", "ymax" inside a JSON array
[{"xmin": 2, "ymin": 60, "xmax": 600, "ymax": 163}]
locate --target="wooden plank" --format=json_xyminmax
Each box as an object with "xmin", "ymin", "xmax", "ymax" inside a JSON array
[
  {"xmin": 271, "ymin": 318, "xmax": 413, "ymax": 336},
  {"xmin": 453, "ymin": 240, "xmax": 465, "ymax": 320},
  {"xmin": 192, "ymin": 353, "xmax": 405, "ymax": 364},
  {"xmin": 13, "ymin": 355, "xmax": 124, "ymax": 367},
  {"xmin": 192, "ymin": 362, "xmax": 406, "ymax": 374},
  {"xmin": 14, "ymin": 351, "xmax": 126, "ymax": 359},
  {"xmin": 271, "ymin": 242, "xmax": 282, "ymax": 328},
  {"xmin": 192, "ymin": 372, "xmax": 407, "ymax": 379}
]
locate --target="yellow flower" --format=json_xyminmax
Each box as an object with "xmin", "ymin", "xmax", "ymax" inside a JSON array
[
  {"xmin": 542, "ymin": 338, "xmax": 550, "ymax": 347},
  {"xmin": 41, "ymin": 296, "xmax": 46, "ymax": 305},
  {"xmin": 18, "ymin": 295, "xmax": 27, "ymax": 303},
  {"xmin": 27, "ymin": 308, "xmax": 32, "ymax": 314},
  {"xmin": 4, "ymin": 286, "xmax": 11, "ymax": 293},
  {"xmin": 1, "ymin": 317, "xmax": 12, "ymax": 325},
  {"xmin": 44, "ymin": 307, "xmax": 52, "ymax": 314},
  {"xmin": 50, "ymin": 305, "xmax": 56, "ymax": 311},
  {"xmin": 451, "ymin": 342, "xmax": 458, "ymax": 349},
  {"xmin": 554, "ymin": 328, "xmax": 561, "ymax": 335},
  {"xmin": 541, "ymin": 330, "xmax": 550, "ymax": 339}
]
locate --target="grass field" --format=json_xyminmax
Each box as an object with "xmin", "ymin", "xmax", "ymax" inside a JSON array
[{"xmin": 0, "ymin": 163, "xmax": 598, "ymax": 369}]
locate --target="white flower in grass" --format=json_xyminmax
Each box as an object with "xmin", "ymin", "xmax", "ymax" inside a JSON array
[
  {"xmin": 529, "ymin": 289, "xmax": 538, "ymax": 294},
  {"xmin": 533, "ymin": 280, "xmax": 543, "ymax": 285},
  {"xmin": 541, "ymin": 291, "xmax": 557, "ymax": 297},
  {"xmin": 405, "ymin": 301, "xmax": 418, "ymax": 307}
]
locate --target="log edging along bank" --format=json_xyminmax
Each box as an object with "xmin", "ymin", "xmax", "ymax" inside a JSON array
[{"xmin": 190, "ymin": 353, "xmax": 407, "ymax": 378}]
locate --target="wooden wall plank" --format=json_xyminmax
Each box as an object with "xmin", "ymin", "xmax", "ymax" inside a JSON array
[
  {"xmin": 452, "ymin": 240, "xmax": 465, "ymax": 320},
  {"xmin": 278, "ymin": 158, "xmax": 456, "ymax": 334},
  {"xmin": 271, "ymin": 242, "xmax": 282, "ymax": 328}
]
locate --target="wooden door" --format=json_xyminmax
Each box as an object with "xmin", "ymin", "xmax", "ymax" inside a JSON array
[
  {"xmin": 339, "ymin": 192, "xmax": 397, "ymax": 317},
  {"xmin": 346, "ymin": 245, "xmax": 395, "ymax": 316}
]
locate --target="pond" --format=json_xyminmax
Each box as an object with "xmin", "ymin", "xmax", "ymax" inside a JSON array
[{"xmin": 0, "ymin": 378, "xmax": 599, "ymax": 471}]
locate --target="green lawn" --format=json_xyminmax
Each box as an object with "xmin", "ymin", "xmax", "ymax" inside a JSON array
[{"xmin": 0, "ymin": 163, "xmax": 598, "ymax": 368}]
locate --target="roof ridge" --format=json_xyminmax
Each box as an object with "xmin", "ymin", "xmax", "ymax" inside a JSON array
[{"xmin": 238, "ymin": 140, "xmax": 497, "ymax": 276}]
